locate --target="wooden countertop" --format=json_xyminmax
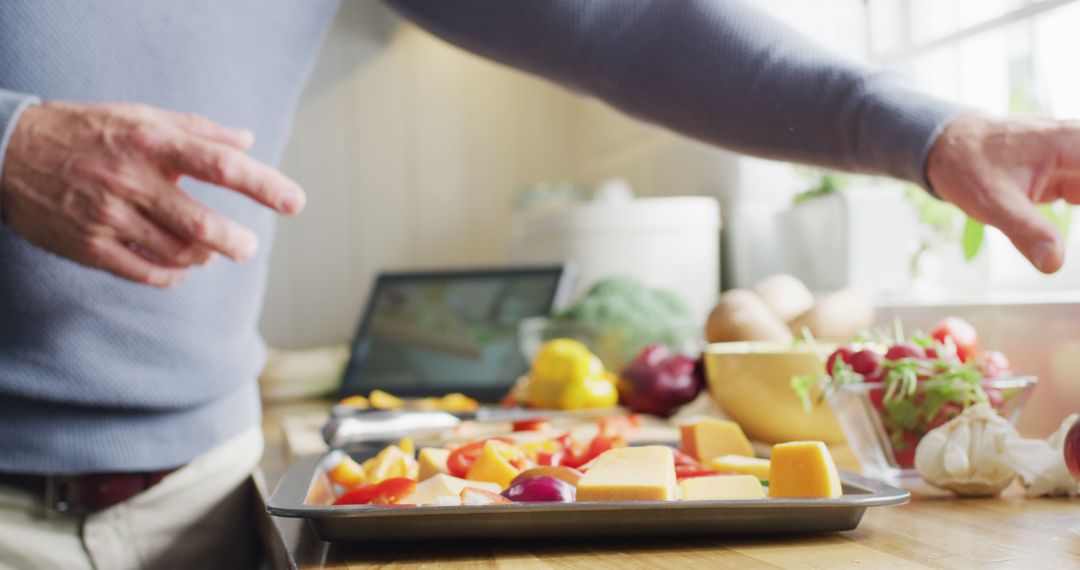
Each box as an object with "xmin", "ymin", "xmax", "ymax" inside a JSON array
[{"xmin": 257, "ymin": 401, "xmax": 1080, "ymax": 569}]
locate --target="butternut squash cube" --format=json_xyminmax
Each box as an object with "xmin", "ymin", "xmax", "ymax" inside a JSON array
[
  {"xmin": 768, "ymin": 441, "xmax": 842, "ymax": 498},
  {"xmin": 576, "ymin": 446, "xmax": 677, "ymax": 502},
  {"xmin": 680, "ymin": 474, "xmax": 765, "ymax": 500},
  {"xmin": 679, "ymin": 418, "xmax": 754, "ymax": 463}
]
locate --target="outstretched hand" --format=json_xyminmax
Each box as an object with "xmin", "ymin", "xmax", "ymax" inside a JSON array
[
  {"xmin": 0, "ymin": 101, "xmax": 305, "ymax": 287},
  {"xmin": 927, "ymin": 115, "xmax": 1078, "ymax": 274}
]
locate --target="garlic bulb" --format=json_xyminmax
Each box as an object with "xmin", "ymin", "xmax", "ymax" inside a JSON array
[
  {"xmin": 914, "ymin": 403, "xmax": 1018, "ymax": 496},
  {"xmin": 1000, "ymin": 414, "xmax": 1080, "ymax": 497}
]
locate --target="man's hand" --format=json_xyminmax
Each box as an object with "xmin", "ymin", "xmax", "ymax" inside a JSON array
[
  {"xmin": 927, "ymin": 115, "xmax": 1080, "ymax": 274},
  {"xmin": 0, "ymin": 101, "xmax": 305, "ymax": 287}
]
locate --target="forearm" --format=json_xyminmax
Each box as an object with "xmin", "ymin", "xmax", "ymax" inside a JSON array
[
  {"xmin": 385, "ymin": 0, "xmax": 966, "ymax": 187},
  {"xmin": 0, "ymin": 89, "xmax": 40, "ymax": 220}
]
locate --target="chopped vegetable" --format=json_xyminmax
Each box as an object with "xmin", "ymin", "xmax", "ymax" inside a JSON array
[
  {"xmin": 326, "ymin": 455, "xmax": 366, "ymax": 489},
  {"xmin": 461, "ymin": 487, "xmax": 511, "ymax": 505},
  {"xmin": 331, "ymin": 477, "xmax": 417, "ymax": 506},
  {"xmin": 617, "ymin": 344, "xmax": 704, "ymax": 417},
  {"xmin": 525, "ymin": 339, "xmax": 619, "ymax": 410},
  {"xmin": 501, "ymin": 476, "xmax": 576, "ymax": 503},
  {"xmin": 512, "ymin": 419, "xmax": 552, "ymax": 433},
  {"xmin": 446, "ymin": 438, "xmax": 515, "ymax": 479},
  {"xmin": 551, "ymin": 276, "xmax": 696, "ymax": 365},
  {"xmin": 509, "ymin": 466, "xmax": 583, "ymax": 488},
  {"xmin": 931, "ymin": 317, "xmax": 978, "ymax": 363}
]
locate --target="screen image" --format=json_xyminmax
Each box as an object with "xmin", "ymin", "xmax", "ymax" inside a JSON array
[{"xmin": 341, "ymin": 269, "xmax": 564, "ymax": 399}]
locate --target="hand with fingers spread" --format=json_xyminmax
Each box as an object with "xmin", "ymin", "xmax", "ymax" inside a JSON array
[
  {"xmin": 0, "ymin": 101, "xmax": 305, "ymax": 287},
  {"xmin": 927, "ymin": 114, "xmax": 1078, "ymax": 274}
]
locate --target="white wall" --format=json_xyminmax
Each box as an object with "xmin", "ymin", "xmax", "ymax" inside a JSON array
[
  {"xmin": 260, "ymin": 2, "xmax": 578, "ymax": 348},
  {"xmin": 261, "ymin": 0, "xmax": 869, "ymax": 348},
  {"xmin": 569, "ymin": 0, "xmax": 870, "ymax": 290}
]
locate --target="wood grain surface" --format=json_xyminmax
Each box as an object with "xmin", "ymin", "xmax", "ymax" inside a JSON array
[{"xmin": 258, "ymin": 402, "xmax": 1080, "ymax": 569}]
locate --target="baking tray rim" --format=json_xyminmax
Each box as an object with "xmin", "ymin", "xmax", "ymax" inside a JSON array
[{"xmin": 267, "ymin": 455, "xmax": 911, "ymax": 520}]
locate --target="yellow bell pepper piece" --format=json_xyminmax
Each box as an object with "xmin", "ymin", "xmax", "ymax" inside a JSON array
[
  {"xmin": 526, "ymin": 339, "xmax": 619, "ymax": 410},
  {"xmin": 531, "ymin": 339, "xmax": 602, "ymax": 384},
  {"xmin": 326, "ymin": 455, "xmax": 366, "ymax": 489},
  {"xmin": 518, "ymin": 439, "xmax": 563, "ymax": 462},
  {"xmin": 361, "ymin": 445, "xmax": 418, "ymax": 483},
  {"xmin": 466, "ymin": 440, "xmax": 525, "ymax": 488}
]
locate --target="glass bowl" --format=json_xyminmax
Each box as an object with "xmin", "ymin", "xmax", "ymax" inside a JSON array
[
  {"xmin": 825, "ymin": 376, "xmax": 1037, "ymax": 487},
  {"xmin": 518, "ymin": 316, "xmax": 702, "ymax": 372}
]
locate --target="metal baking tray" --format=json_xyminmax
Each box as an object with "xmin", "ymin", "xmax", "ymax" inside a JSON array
[{"xmin": 268, "ymin": 455, "xmax": 910, "ymax": 543}]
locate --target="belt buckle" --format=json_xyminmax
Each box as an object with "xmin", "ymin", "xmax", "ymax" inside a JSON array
[{"xmin": 42, "ymin": 475, "xmax": 74, "ymax": 518}]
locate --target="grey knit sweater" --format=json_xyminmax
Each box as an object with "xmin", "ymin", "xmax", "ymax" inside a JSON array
[{"xmin": 0, "ymin": 0, "xmax": 963, "ymax": 474}]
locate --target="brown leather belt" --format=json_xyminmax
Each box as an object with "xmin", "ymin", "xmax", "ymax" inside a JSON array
[{"xmin": 0, "ymin": 468, "xmax": 179, "ymax": 515}]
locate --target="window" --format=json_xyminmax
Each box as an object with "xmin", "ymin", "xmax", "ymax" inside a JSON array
[{"xmin": 867, "ymin": 0, "xmax": 1080, "ymax": 292}]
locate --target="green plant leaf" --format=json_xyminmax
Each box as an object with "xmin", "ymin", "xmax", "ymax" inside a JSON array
[
  {"xmin": 962, "ymin": 217, "xmax": 985, "ymax": 261},
  {"xmin": 790, "ymin": 375, "xmax": 817, "ymax": 413}
]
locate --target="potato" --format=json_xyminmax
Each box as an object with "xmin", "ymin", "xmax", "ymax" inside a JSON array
[
  {"xmin": 788, "ymin": 288, "xmax": 874, "ymax": 340},
  {"xmin": 753, "ymin": 274, "xmax": 815, "ymax": 323},
  {"xmin": 706, "ymin": 290, "xmax": 793, "ymax": 343}
]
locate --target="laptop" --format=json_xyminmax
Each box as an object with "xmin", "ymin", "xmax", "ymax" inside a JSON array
[{"xmin": 338, "ymin": 265, "xmax": 573, "ymax": 402}]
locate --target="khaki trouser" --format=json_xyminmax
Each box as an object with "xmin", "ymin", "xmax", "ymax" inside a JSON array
[{"xmin": 0, "ymin": 427, "xmax": 263, "ymax": 570}]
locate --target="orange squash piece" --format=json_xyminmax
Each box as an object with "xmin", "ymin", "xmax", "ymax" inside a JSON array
[
  {"xmin": 680, "ymin": 418, "xmax": 755, "ymax": 464},
  {"xmin": 768, "ymin": 441, "xmax": 842, "ymax": 498}
]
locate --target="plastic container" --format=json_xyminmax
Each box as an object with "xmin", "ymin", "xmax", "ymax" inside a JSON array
[
  {"xmin": 509, "ymin": 187, "xmax": 720, "ymax": 324},
  {"xmin": 779, "ymin": 187, "xmax": 915, "ymax": 295}
]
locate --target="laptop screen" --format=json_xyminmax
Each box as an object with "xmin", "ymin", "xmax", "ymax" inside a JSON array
[{"xmin": 338, "ymin": 266, "xmax": 570, "ymax": 401}]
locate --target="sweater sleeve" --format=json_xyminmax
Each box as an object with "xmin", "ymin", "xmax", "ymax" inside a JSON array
[
  {"xmin": 0, "ymin": 89, "xmax": 40, "ymax": 221},
  {"xmin": 383, "ymin": 0, "xmax": 967, "ymax": 189}
]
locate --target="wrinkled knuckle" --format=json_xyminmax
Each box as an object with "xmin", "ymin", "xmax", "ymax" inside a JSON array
[
  {"xmin": 98, "ymin": 203, "xmax": 126, "ymax": 228},
  {"xmin": 126, "ymin": 124, "xmax": 167, "ymax": 153},
  {"xmin": 208, "ymin": 153, "xmax": 239, "ymax": 183},
  {"xmin": 168, "ymin": 246, "xmax": 193, "ymax": 265},
  {"xmin": 81, "ymin": 234, "xmax": 112, "ymax": 260},
  {"xmin": 83, "ymin": 193, "xmax": 123, "ymax": 227},
  {"xmin": 66, "ymin": 157, "xmax": 109, "ymax": 184},
  {"xmin": 189, "ymin": 210, "xmax": 215, "ymax": 242}
]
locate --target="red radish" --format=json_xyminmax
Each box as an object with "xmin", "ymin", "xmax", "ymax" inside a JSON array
[
  {"xmin": 867, "ymin": 386, "xmax": 886, "ymax": 410},
  {"xmin": 885, "ymin": 343, "xmax": 925, "ymax": 361},
  {"xmin": 850, "ymin": 350, "xmax": 883, "ymax": 376},
  {"xmin": 892, "ymin": 432, "xmax": 920, "ymax": 469},
  {"xmin": 984, "ymin": 388, "xmax": 1005, "ymax": 410},
  {"xmin": 931, "ymin": 317, "xmax": 978, "ymax": 362},
  {"xmin": 826, "ymin": 347, "xmax": 855, "ymax": 375},
  {"xmin": 975, "ymin": 351, "xmax": 1012, "ymax": 379},
  {"xmin": 1064, "ymin": 419, "xmax": 1080, "ymax": 482},
  {"xmin": 927, "ymin": 403, "xmax": 963, "ymax": 430}
]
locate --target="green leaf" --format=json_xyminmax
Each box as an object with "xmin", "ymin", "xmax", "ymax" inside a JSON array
[
  {"xmin": 962, "ymin": 217, "xmax": 985, "ymax": 261},
  {"xmin": 790, "ymin": 375, "xmax": 818, "ymax": 413}
]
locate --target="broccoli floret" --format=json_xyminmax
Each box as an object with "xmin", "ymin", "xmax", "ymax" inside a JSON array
[{"xmin": 551, "ymin": 276, "xmax": 695, "ymax": 365}]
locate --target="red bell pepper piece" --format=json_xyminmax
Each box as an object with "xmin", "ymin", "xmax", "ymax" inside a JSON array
[{"xmin": 675, "ymin": 465, "xmax": 721, "ymax": 480}]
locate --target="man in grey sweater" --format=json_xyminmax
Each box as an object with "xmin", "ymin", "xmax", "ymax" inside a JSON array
[{"xmin": 0, "ymin": 0, "xmax": 1075, "ymax": 567}]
